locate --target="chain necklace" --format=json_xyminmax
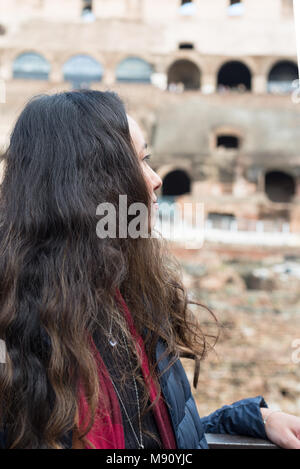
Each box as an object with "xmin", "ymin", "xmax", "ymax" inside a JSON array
[{"xmin": 108, "ymin": 325, "xmax": 144, "ymax": 449}]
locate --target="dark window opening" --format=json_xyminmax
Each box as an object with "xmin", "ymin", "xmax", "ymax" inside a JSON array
[
  {"xmin": 217, "ymin": 61, "xmax": 251, "ymax": 91},
  {"xmin": 217, "ymin": 135, "xmax": 240, "ymax": 149},
  {"xmin": 179, "ymin": 0, "xmax": 196, "ymax": 15},
  {"xmin": 179, "ymin": 43, "xmax": 194, "ymax": 50},
  {"xmin": 267, "ymin": 61, "xmax": 298, "ymax": 94},
  {"xmin": 83, "ymin": 0, "xmax": 92, "ymax": 12},
  {"xmin": 228, "ymin": 1, "xmax": 244, "ymax": 16},
  {"xmin": 162, "ymin": 170, "xmax": 191, "ymax": 196},
  {"xmin": 168, "ymin": 59, "xmax": 200, "ymax": 91},
  {"xmin": 265, "ymin": 171, "xmax": 296, "ymax": 203},
  {"xmin": 82, "ymin": 0, "xmax": 95, "ymax": 21}
]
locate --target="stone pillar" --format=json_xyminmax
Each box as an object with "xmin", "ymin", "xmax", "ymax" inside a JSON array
[
  {"xmin": 253, "ymin": 74, "xmax": 267, "ymax": 94},
  {"xmin": 102, "ymin": 68, "xmax": 115, "ymax": 87},
  {"xmin": 0, "ymin": 59, "xmax": 12, "ymax": 81},
  {"xmin": 257, "ymin": 169, "xmax": 265, "ymax": 193},
  {"xmin": 49, "ymin": 61, "xmax": 63, "ymax": 83},
  {"xmin": 201, "ymin": 73, "xmax": 216, "ymax": 94},
  {"xmin": 290, "ymin": 206, "xmax": 300, "ymax": 233}
]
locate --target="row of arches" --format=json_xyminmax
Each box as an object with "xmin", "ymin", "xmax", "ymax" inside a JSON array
[
  {"xmin": 10, "ymin": 52, "xmax": 299, "ymax": 93},
  {"xmin": 12, "ymin": 53, "xmax": 153, "ymax": 87},
  {"xmin": 169, "ymin": 59, "xmax": 298, "ymax": 93},
  {"xmin": 161, "ymin": 168, "xmax": 297, "ymax": 204}
]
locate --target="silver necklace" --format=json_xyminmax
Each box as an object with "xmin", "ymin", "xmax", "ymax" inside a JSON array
[
  {"xmin": 108, "ymin": 314, "xmax": 117, "ymax": 347},
  {"xmin": 108, "ymin": 326, "xmax": 144, "ymax": 449}
]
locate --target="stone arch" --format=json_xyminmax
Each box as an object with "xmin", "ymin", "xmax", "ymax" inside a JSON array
[
  {"xmin": 116, "ymin": 56, "xmax": 153, "ymax": 83},
  {"xmin": 167, "ymin": 59, "xmax": 201, "ymax": 90},
  {"xmin": 265, "ymin": 170, "xmax": 296, "ymax": 203},
  {"xmin": 267, "ymin": 60, "xmax": 298, "ymax": 94},
  {"xmin": 13, "ymin": 51, "xmax": 50, "ymax": 80},
  {"xmin": 217, "ymin": 60, "xmax": 252, "ymax": 91},
  {"xmin": 63, "ymin": 54, "xmax": 103, "ymax": 88}
]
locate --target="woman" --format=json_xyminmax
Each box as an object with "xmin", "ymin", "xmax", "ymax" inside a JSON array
[{"xmin": 0, "ymin": 90, "xmax": 299, "ymax": 449}]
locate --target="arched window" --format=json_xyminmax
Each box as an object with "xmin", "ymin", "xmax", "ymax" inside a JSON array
[
  {"xmin": 82, "ymin": 0, "xmax": 95, "ymax": 22},
  {"xmin": 82, "ymin": 0, "xmax": 92, "ymax": 12},
  {"xmin": 265, "ymin": 171, "xmax": 296, "ymax": 203},
  {"xmin": 228, "ymin": 0, "xmax": 244, "ymax": 16},
  {"xmin": 267, "ymin": 61, "xmax": 298, "ymax": 94},
  {"xmin": 179, "ymin": 0, "xmax": 196, "ymax": 16},
  {"xmin": 63, "ymin": 55, "xmax": 103, "ymax": 89},
  {"xmin": 13, "ymin": 52, "xmax": 50, "ymax": 80},
  {"xmin": 217, "ymin": 61, "xmax": 252, "ymax": 91},
  {"xmin": 116, "ymin": 57, "xmax": 153, "ymax": 83},
  {"xmin": 167, "ymin": 59, "xmax": 201, "ymax": 91},
  {"xmin": 162, "ymin": 169, "xmax": 191, "ymax": 196}
]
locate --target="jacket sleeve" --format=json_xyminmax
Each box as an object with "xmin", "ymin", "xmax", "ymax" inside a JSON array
[
  {"xmin": 200, "ymin": 396, "xmax": 269, "ymax": 440},
  {"xmin": 0, "ymin": 430, "xmax": 5, "ymax": 449}
]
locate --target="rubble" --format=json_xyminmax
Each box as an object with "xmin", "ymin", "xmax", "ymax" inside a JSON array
[{"xmin": 172, "ymin": 242, "xmax": 300, "ymax": 417}]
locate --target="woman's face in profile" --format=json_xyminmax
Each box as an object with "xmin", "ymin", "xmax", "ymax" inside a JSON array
[{"xmin": 127, "ymin": 115, "xmax": 162, "ymax": 229}]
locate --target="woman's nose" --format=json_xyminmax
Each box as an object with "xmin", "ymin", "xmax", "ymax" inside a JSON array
[{"xmin": 152, "ymin": 169, "xmax": 162, "ymax": 192}]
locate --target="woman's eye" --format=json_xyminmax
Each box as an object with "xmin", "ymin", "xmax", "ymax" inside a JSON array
[{"xmin": 143, "ymin": 154, "xmax": 151, "ymax": 162}]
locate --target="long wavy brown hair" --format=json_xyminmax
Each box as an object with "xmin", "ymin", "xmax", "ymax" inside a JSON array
[{"xmin": 0, "ymin": 90, "xmax": 218, "ymax": 449}]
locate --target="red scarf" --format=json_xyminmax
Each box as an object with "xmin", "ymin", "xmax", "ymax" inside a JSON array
[{"xmin": 77, "ymin": 290, "xmax": 176, "ymax": 449}]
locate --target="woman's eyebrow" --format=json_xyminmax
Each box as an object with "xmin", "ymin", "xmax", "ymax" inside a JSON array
[{"xmin": 139, "ymin": 142, "xmax": 148, "ymax": 156}]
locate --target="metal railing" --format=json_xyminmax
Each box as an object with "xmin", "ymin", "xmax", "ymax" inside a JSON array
[{"xmin": 205, "ymin": 434, "xmax": 278, "ymax": 449}]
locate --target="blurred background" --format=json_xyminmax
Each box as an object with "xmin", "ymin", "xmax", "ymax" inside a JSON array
[{"xmin": 0, "ymin": 0, "xmax": 300, "ymax": 416}]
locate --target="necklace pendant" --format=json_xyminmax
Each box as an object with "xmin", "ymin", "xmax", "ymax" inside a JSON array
[
  {"xmin": 109, "ymin": 337, "xmax": 117, "ymax": 347},
  {"xmin": 139, "ymin": 444, "xmax": 144, "ymax": 449}
]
